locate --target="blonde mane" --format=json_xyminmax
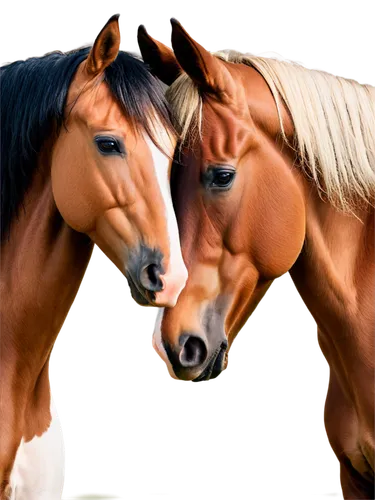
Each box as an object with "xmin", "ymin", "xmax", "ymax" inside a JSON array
[{"xmin": 166, "ymin": 50, "xmax": 375, "ymax": 212}]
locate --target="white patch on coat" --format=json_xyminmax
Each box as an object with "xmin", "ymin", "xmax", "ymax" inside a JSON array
[
  {"xmin": 146, "ymin": 133, "xmax": 187, "ymax": 307},
  {"xmin": 151, "ymin": 308, "xmax": 179, "ymax": 380},
  {"xmin": 10, "ymin": 398, "xmax": 64, "ymax": 500}
]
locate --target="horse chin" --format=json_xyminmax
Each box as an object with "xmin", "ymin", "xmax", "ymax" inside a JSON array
[{"xmin": 126, "ymin": 274, "xmax": 155, "ymax": 306}]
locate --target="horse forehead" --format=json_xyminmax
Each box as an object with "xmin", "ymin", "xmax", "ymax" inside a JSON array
[
  {"xmin": 71, "ymin": 81, "xmax": 126, "ymax": 129},
  {"xmin": 201, "ymin": 99, "xmax": 252, "ymax": 161},
  {"xmin": 71, "ymin": 84, "xmax": 175, "ymax": 153}
]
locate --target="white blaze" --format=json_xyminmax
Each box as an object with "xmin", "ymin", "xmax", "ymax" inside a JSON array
[{"xmin": 146, "ymin": 132, "xmax": 187, "ymax": 307}]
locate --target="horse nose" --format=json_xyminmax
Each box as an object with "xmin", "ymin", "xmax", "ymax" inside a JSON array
[
  {"xmin": 139, "ymin": 262, "xmax": 163, "ymax": 292},
  {"xmin": 162, "ymin": 332, "xmax": 208, "ymax": 381},
  {"xmin": 139, "ymin": 261, "xmax": 188, "ymax": 306},
  {"xmin": 153, "ymin": 265, "xmax": 188, "ymax": 308},
  {"xmin": 126, "ymin": 245, "xmax": 187, "ymax": 307},
  {"xmin": 179, "ymin": 334, "xmax": 208, "ymax": 368}
]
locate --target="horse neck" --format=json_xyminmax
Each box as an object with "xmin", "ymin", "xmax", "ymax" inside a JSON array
[
  {"xmin": 0, "ymin": 151, "xmax": 93, "ymax": 438},
  {"xmin": 290, "ymin": 189, "xmax": 374, "ymax": 328},
  {"xmin": 289, "ymin": 187, "xmax": 374, "ymax": 396}
]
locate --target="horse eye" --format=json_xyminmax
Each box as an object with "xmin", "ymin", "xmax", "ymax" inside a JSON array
[
  {"xmin": 95, "ymin": 136, "xmax": 124, "ymax": 156},
  {"xmin": 212, "ymin": 170, "xmax": 234, "ymax": 187}
]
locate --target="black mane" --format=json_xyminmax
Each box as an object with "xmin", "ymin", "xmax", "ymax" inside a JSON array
[{"xmin": 0, "ymin": 47, "xmax": 173, "ymax": 241}]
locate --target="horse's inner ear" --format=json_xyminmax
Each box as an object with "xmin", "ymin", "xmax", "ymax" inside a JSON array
[
  {"xmin": 86, "ymin": 14, "xmax": 121, "ymax": 76},
  {"xmin": 170, "ymin": 18, "xmax": 229, "ymax": 95},
  {"xmin": 137, "ymin": 25, "xmax": 181, "ymax": 86}
]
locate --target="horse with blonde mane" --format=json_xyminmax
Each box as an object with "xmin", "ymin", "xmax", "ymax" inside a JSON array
[
  {"xmin": 0, "ymin": 15, "xmax": 187, "ymax": 500},
  {"xmin": 138, "ymin": 20, "xmax": 375, "ymax": 499}
]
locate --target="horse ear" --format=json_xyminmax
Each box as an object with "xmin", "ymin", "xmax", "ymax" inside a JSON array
[
  {"xmin": 137, "ymin": 25, "xmax": 181, "ymax": 85},
  {"xmin": 86, "ymin": 14, "xmax": 121, "ymax": 76},
  {"xmin": 170, "ymin": 19, "xmax": 230, "ymax": 95}
]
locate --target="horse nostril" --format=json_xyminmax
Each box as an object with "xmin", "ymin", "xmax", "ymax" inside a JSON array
[
  {"xmin": 179, "ymin": 336, "xmax": 207, "ymax": 368},
  {"xmin": 140, "ymin": 263, "xmax": 163, "ymax": 292}
]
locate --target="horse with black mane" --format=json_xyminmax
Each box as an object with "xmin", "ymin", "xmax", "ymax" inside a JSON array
[{"xmin": 0, "ymin": 15, "xmax": 187, "ymax": 499}]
